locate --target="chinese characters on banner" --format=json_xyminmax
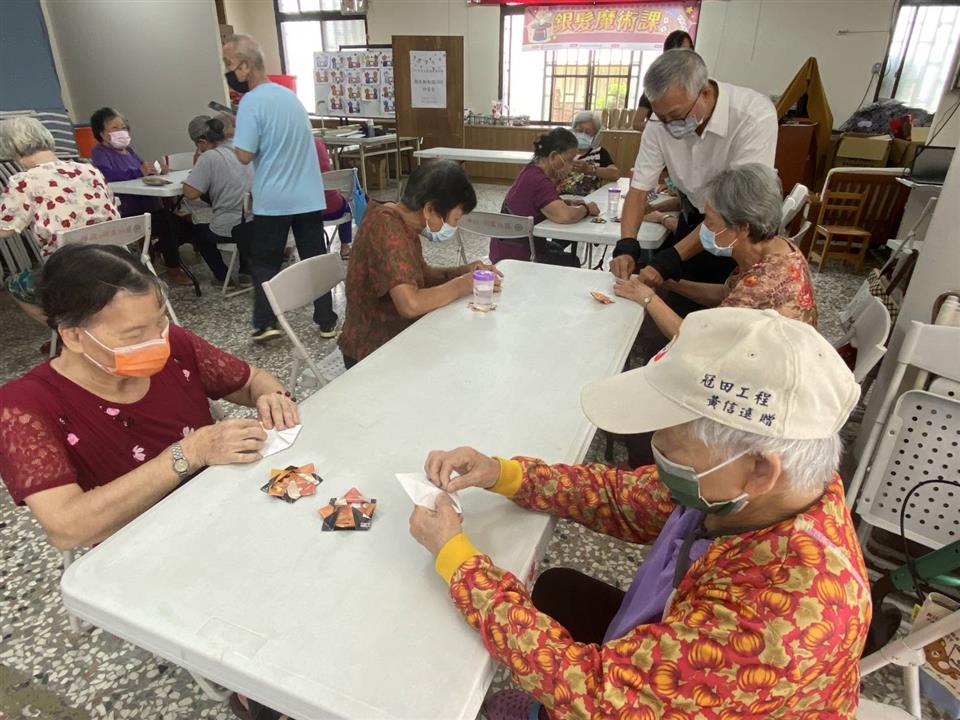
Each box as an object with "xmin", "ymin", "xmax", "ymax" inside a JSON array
[
  {"xmin": 523, "ymin": 2, "xmax": 700, "ymax": 51},
  {"xmin": 314, "ymin": 49, "xmax": 395, "ymax": 118},
  {"xmin": 410, "ymin": 51, "xmax": 447, "ymax": 109}
]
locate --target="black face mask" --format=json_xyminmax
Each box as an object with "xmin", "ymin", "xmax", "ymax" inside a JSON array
[{"xmin": 225, "ymin": 69, "xmax": 248, "ymax": 94}]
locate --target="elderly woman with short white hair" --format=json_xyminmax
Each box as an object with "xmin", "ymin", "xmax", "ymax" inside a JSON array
[
  {"xmin": 409, "ymin": 307, "xmax": 869, "ymax": 720},
  {"xmin": 615, "ymin": 162, "xmax": 817, "ymax": 339},
  {"xmin": 0, "ymin": 116, "xmax": 119, "ymax": 327},
  {"xmin": 561, "ymin": 110, "xmax": 620, "ymax": 195}
]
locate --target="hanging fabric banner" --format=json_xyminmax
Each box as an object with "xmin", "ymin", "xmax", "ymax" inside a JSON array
[{"xmin": 522, "ymin": 2, "xmax": 700, "ymax": 51}]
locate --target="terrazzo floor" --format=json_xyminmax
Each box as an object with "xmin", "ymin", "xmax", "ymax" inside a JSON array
[{"xmin": 0, "ymin": 181, "xmax": 940, "ymax": 719}]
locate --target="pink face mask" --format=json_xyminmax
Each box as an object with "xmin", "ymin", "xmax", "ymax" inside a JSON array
[{"xmin": 108, "ymin": 130, "xmax": 131, "ymax": 150}]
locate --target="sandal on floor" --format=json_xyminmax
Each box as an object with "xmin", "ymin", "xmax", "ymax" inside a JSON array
[{"xmin": 228, "ymin": 693, "xmax": 285, "ymax": 720}]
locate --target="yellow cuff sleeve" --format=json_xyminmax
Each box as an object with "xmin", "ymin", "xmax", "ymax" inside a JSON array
[
  {"xmin": 435, "ymin": 532, "xmax": 482, "ymax": 584},
  {"xmin": 490, "ymin": 457, "xmax": 523, "ymax": 498}
]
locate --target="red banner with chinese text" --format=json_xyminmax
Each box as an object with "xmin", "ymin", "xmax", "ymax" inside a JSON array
[{"xmin": 522, "ymin": 3, "xmax": 700, "ymax": 51}]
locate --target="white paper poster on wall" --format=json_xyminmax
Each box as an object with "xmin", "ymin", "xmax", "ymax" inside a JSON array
[
  {"xmin": 410, "ymin": 50, "xmax": 446, "ymax": 109},
  {"xmin": 314, "ymin": 48, "xmax": 394, "ymax": 118}
]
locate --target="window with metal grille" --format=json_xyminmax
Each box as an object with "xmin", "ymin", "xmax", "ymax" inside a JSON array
[
  {"xmin": 274, "ymin": 0, "xmax": 368, "ymax": 111},
  {"xmin": 877, "ymin": 3, "xmax": 960, "ymax": 111},
  {"xmin": 500, "ymin": 8, "xmax": 661, "ymax": 123}
]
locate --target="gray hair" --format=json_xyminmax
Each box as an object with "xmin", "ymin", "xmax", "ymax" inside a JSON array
[
  {"xmin": 643, "ymin": 49, "xmax": 708, "ymax": 101},
  {"xmin": 224, "ymin": 33, "xmax": 265, "ymax": 71},
  {"xmin": 705, "ymin": 163, "xmax": 783, "ymax": 241},
  {"xmin": 571, "ymin": 110, "xmax": 602, "ymax": 135},
  {"xmin": 0, "ymin": 116, "xmax": 55, "ymax": 160},
  {"xmin": 188, "ymin": 115, "xmax": 212, "ymax": 143},
  {"xmin": 684, "ymin": 417, "xmax": 842, "ymax": 494}
]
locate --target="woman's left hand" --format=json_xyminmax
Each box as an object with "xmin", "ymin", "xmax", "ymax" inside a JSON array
[
  {"xmin": 256, "ymin": 391, "xmax": 300, "ymax": 431},
  {"xmin": 614, "ymin": 277, "xmax": 655, "ymax": 305},
  {"xmin": 140, "ymin": 162, "xmax": 157, "ymax": 177},
  {"xmin": 572, "ymin": 160, "xmax": 594, "ymax": 174}
]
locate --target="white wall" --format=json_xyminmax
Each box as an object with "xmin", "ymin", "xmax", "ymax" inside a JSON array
[
  {"xmin": 223, "ymin": 0, "xmax": 283, "ymax": 75},
  {"xmin": 696, "ymin": 0, "xmax": 895, "ymax": 129},
  {"xmin": 42, "ymin": 0, "xmax": 229, "ymax": 160}
]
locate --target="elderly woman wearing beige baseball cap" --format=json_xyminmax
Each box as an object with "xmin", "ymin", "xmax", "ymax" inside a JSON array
[{"xmin": 409, "ymin": 307, "xmax": 870, "ymax": 720}]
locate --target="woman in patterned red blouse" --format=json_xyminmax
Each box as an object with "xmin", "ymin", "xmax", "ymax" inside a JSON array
[
  {"xmin": 0, "ymin": 116, "xmax": 120, "ymax": 326},
  {"xmin": 0, "ymin": 244, "xmax": 297, "ymax": 550},
  {"xmin": 410, "ymin": 308, "xmax": 870, "ymax": 720},
  {"xmin": 615, "ymin": 163, "xmax": 818, "ymax": 337}
]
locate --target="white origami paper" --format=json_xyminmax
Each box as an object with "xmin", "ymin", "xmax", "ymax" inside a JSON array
[
  {"xmin": 395, "ymin": 472, "xmax": 462, "ymax": 512},
  {"xmin": 261, "ymin": 424, "xmax": 303, "ymax": 458}
]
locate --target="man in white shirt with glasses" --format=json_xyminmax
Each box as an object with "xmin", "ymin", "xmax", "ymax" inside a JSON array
[{"xmin": 611, "ymin": 50, "xmax": 778, "ymax": 317}]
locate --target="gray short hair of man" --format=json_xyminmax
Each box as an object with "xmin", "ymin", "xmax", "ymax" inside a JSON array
[
  {"xmin": 684, "ymin": 416, "xmax": 843, "ymax": 494},
  {"xmin": 643, "ymin": 48, "xmax": 708, "ymax": 102},
  {"xmin": 0, "ymin": 116, "xmax": 56, "ymax": 160},
  {"xmin": 705, "ymin": 163, "xmax": 784, "ymax": 241},
  {"xmin": 224, "ymin": 33, "xmax": 265, "ymax": 71}
]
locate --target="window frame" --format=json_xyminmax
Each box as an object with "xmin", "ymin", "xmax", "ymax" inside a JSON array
[
  {"xmin": 273, "ymin": 0, "xmax": 369, "ymax": 74},
  {"xmin": 498, "ymin": 5, "xmax": 639, "ymax": 123},
  {"xmin": 874, "ymin": 1, "xmax": 960, "ymax": 105}
]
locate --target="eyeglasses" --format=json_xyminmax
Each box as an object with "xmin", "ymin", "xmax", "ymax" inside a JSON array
[{"xmin": 650, "ymin": 90, "xmax": 702, "ymax": 125}]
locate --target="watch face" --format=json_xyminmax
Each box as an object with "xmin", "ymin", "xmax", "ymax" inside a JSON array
[{"xmin": 174, "ymin": 459, "xmax": 190, "ymax": 474}]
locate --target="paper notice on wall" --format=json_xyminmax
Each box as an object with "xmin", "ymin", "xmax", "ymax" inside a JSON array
[{"xmin": 410, "ymin": 50, "xmax": 446, "ymax": 109}]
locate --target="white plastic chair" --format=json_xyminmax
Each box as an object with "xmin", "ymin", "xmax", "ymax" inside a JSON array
[
  {"xmin": 834, "ymin": 294, "xmax": 891, "ymax": 383},
  {"xmin": 780, "ymin": 182, "xmax": 808, "ymax": 234},
  {"xmin": 858, "ymin": 608, "xmax": 960, "ymax": 719},
  {"xmin": 165, "ymin": 152, "xmax": 194, "ymax": 172},
  {"xmin": 57, "ymin": 213, "xmax": 180, "ymax": 325},
  {"xmin": 787, "ymin": 219, "xmax": 811, "ymax": 246},
  {"xmin": 217, "ymin": 193, "xmax": 252, "ymax": 298},
  {"xmin": 848, "ymin": 308, "xmax": 960, "ymax": 511},
  {"xmin": 262, "ymin": 254, "xmax": 346, "ymax": 391},
  {"xmin": 456, "ymin": 211, "xmax": 535, "ymax": 265},
  {"xmin": 321, "ymin": 168, "xmax": 356, "ymax": 249}
]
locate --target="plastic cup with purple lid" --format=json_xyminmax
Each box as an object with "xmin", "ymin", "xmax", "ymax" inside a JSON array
[{"xmin": 472, "ymin": 269, "xmax": 496, "ymax": 310}]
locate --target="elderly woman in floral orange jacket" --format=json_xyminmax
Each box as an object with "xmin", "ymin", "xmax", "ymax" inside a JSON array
[{"xmin": 411, "ymin": 307, "xmax": 870, "ymax": 720}]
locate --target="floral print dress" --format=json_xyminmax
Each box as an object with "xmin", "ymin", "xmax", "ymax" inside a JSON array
[{"xmin": 720, "ymin": 241, "xmax": 818, "ymax": 327}]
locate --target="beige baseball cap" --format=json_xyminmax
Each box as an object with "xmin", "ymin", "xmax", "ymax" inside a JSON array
[{"xmin": 581, "ymin": 307, "xmax": 860, "ymax": 439}]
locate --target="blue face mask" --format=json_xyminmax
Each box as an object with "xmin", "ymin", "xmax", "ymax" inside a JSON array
[
  {"xmin": 573, "ymin": 131, "xmax": 594, "ymax": 150},
  {"xmin": 699, "ymin": 223, "xmax": 736, "ymax": 257},
  {"xmin": 423, "ymin": 218, "xmax": 457, "ymax": 243}
]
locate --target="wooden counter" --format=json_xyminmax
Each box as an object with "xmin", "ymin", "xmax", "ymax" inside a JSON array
[{"xmin": 463, "ymin": 125, "xmax": 641, "ymax": 184}]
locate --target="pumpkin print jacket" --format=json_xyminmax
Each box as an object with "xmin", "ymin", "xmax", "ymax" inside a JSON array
[{"xmin": 434, "ymin": 458, "xmax": 872, "ymax": 719}]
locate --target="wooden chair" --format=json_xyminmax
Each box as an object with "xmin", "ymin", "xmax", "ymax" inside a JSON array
[{"xmin": 807, "ymin": 190, "xmax": 871, "ymax": 271}]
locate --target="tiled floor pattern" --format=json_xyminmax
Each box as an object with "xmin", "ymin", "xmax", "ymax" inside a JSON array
[{"xmin": 0, "ymin": 181, "xmax": 939, "ymax": 718}]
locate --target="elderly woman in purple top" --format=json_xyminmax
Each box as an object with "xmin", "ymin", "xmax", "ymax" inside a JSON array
[
  {"xmin": 89, "ymin": 107, "xmax": 191, "ymax": 285},
  {"xmin": 490, "ymin": 128, "xmax": 600, "ymax": 268}
]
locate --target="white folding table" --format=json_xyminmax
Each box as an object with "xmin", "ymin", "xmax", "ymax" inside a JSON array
[
  {"xmin": 108, "ymin": 169, "xmax": 201, "ymax": 293},
  {"xmin": 413, "ymin": 147, "xmax": 533, "ymax": 164},
  {"xmin": 61, "ymin": 260, "xmax": 644, "ymax": 720},
  {"xmin": 322, "ymin": 133, "xmax": 402, "ymax": 199},
  {"xmin": 534, "ymin": 178, "xmax": 670, "ymax": 267},
  {"xmin": 108, "ymin": 169, "xmax": 192, "ymax": 199}
]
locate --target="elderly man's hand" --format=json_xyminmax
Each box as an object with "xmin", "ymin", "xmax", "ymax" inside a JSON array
[
  {"xmin": 424, "ymin": 447, "xmax": 500, "ymax": 493},
  {"xmin": 409, "ymin": 494, "xmax": 463, "ymax": 557},
  {"xmin": 609, "ymin": 253, "xmax": 636, "ymax": 280},
  {"xmin": 638, "ymin": 264, "xmax": 664, "ymax": 287},
  {"xmin": 614, "ymin": 277, "xmax": 656, "ymax": 305}
]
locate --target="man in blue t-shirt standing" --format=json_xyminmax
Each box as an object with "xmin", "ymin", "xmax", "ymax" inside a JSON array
[{"xmin": 223, "ymin": 34, "xmax": 338, "ymax": 341}]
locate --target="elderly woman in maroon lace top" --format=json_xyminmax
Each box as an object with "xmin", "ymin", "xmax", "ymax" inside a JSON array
[{"xmin": 0, "ymin": 244, "xmax": 296, "ymax": 550}]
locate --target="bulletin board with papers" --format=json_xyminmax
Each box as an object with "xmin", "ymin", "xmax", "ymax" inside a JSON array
[{"xmin": 313, "ymin": 47, "xmax": 395, "ymax": 119}]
